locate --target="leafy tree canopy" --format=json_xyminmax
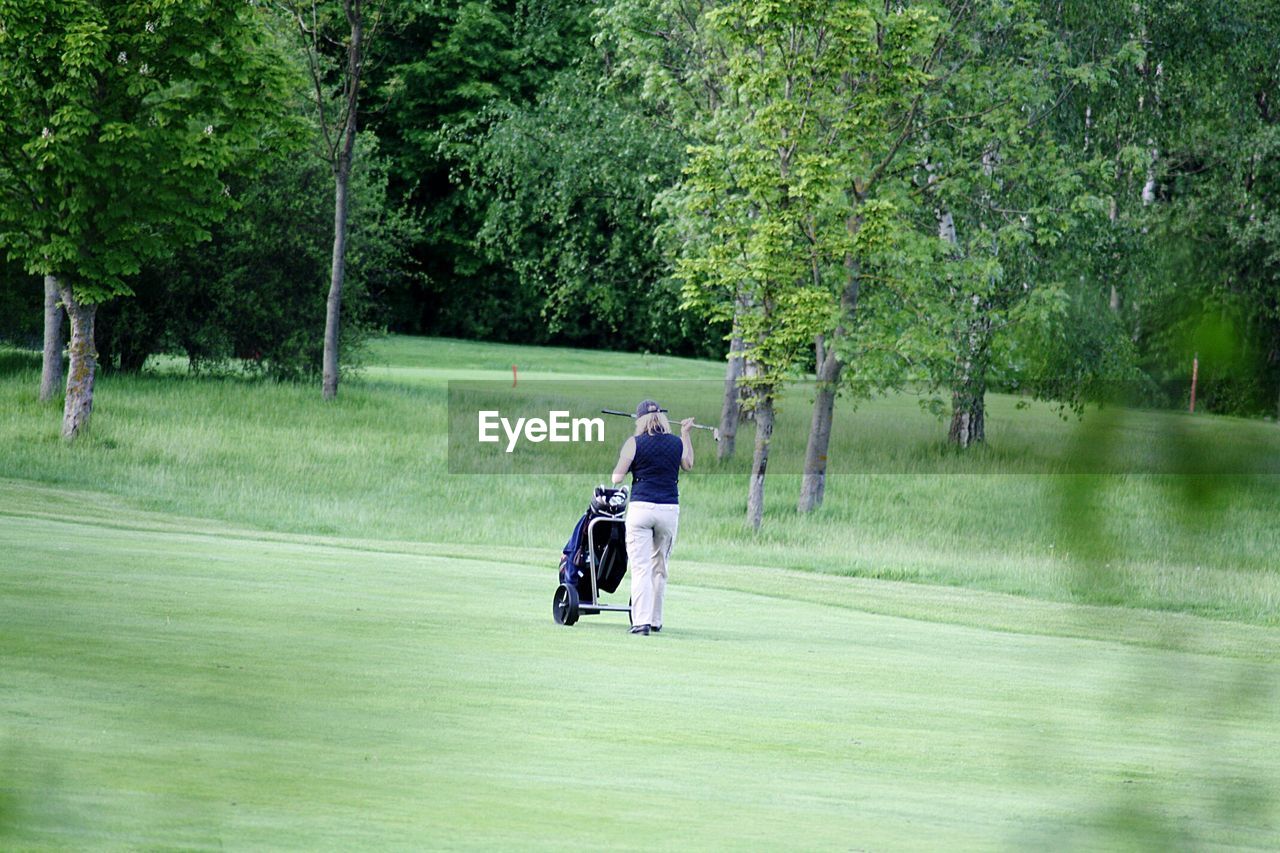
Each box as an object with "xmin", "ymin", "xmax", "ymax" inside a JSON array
[{"xmin": 0, "ymin": 0, "xmax": 299, "ymax": 300}]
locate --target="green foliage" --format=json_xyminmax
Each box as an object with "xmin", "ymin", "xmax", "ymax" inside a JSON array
[
  {"xmin": 905, "ymin": 0, "xmax": 1124, "ymax": 415},
  {"xmin": 0, "ymin": 0, "xmax": 299, "ymax": 300},
  {"xmin": 1009, "ymin": 285, "xmax": 1143, "ymax": 410},
  {"xmin": 4, "ymin": 471, "xmax": 1278, "ymax": 847},
  {"xmin": 366, "ymin": 0, "xmax": 596, "ymax": 339},
  {"xmin": 634, "ymin": 0, "xmax": 1192, "ymax": 431},
  {"xmin": 465, "ymin": 70, "xmax": 714, "ymax": 353},
  {"xmin": 642, "ymin": 0, "xmax": 950, "ymax": 392},
  {"xmin": 95, "ymin": 133, "xmax": 418, "ymax": 379},
  {"xmin": 3, "ymin": 0, "xmax": 1272, "ymax": 418},
  {"xmin": 1047, "ymin": 0, "xmax": 1280, "ymax": 416},
  {"xmin": 1138, "ymin": 0, "xmax": 1280, "ymax": 414}
]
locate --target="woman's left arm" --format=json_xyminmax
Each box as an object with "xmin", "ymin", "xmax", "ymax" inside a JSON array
[{"xmin": 611, "ymin": 437, "xmax": 636, "ymax": 485}]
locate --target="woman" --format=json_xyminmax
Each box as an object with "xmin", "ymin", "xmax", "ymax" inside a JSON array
[{"xmin": 611, "ymin": 399, "xmax": 694, "ymax": 635}]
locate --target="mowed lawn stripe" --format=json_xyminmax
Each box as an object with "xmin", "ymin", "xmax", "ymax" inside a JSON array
[
  {"xmin": 7, "ymin": 478, "xmax": 1278, "ymax": 661},
  {"xmin": 3, "ymin": 510, "xmax": 1278, "ymax": 849}
]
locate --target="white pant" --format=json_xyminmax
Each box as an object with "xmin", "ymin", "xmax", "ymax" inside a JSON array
[{"xmin": 626, "ymin": 501, "xmax": 679, "ymax": 628}]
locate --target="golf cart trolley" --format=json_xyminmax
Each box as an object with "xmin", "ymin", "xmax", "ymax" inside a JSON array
[{"xmin": 553, "ymin": 485, "xmax": 631, "ymax": 626}]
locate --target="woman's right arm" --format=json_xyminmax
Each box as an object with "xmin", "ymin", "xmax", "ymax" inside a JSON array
[{"xmin": 611, "ymin": 437, "xmax": 635, "ymax": 485}]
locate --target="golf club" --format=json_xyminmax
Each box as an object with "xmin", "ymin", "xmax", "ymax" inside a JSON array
[{"xmin": 601, "ymin": 408, "xmax": 721, "ymax": 441}]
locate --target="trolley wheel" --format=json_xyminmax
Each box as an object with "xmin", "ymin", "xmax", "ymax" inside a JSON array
[{"xmin": 553, "ymin": 583, "xmax": 580, "ymax": 626}]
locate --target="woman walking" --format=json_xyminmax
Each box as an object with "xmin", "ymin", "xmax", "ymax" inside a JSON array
[{"xmin": 611, "ymin": 400, "xmax": 694, "ymax": 635}]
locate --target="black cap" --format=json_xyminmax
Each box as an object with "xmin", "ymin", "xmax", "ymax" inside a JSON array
[{"xmin": 635, "ymin": 399, "xmax": 665, "ymax": 418}]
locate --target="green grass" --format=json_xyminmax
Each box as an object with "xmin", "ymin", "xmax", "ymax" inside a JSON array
[
  {"xmin": 360, "ymin": 334, "xmax": 727, "ymax": 383},
  {"xmin": 2, "ymin": 334, "xmax": 1280, "ymax": 847},
  {"xmin": 2, "ymin": 336, "xmax": 1277, "ymax": 624},
  {"xmin": 3, "ymin": 489, "xmax": 1278, "ymax": 849}
]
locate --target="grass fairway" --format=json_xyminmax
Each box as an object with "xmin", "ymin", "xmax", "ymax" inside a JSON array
[
  {"xmin": 4, "ymin": 485, "xmax": 1279, "ymax": 849},
  {"xmin": 3, "ymin": 336, "xmax": 1280, "ymax": 848}
]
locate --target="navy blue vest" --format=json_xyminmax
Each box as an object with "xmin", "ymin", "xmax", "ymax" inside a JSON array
[{"xmin": 630, "ymin": 432, "xmax": 683, "ymax": 504}]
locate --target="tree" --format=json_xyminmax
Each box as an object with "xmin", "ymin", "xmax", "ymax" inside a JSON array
[
  {"xmin": 912, "ymin": 0, "xmax": 1115, "ymax": 447},
  {"xmin": 663, "ymin": 0, "xmax": 950, "ymax": 527},
  {"xmin": 636, "ymin": 0, "xmax": 978, "ymax": 519},
  {"xmin": 93, "ymin": 133, "xmax": 415, "ymax": 379},
  {"xmin": 465, "ymin": 68, "xmax": 710, "ymax": 354},
  {"xmin": 1122, "ymin": 0, "xmax": 1280, "ymax": 415},
  {"xmin": 608, "ymin": 0, "xmax": 1082, "ymax": 512},
  {"xmin": 278, "ymin": 0, "xmax": 387, "ymax": 401},
  {"xmin": 365, "ymin": 0, "xmax": 593, "ymax": 342},
  {"xmin": 790, "ymin": 1, "xmax": 951, "ymax": 509},
  {"xmin": 597, "ymin": 0, "xmax": 759, "ymax": 460},
  {"xmin": 0, "ymin": 0, "xmax": 294, "ymax": 437},
  {"xmin": 1038, "ymin": 0, "xmax": 1280, "ymax": 417},
  {"xmin": 39, "ymin": 274, "xmax": 63, "ymax": 402}
]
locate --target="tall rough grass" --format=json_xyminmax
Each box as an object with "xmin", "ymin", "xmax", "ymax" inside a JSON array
[{"xmin": 2, "ymin": 338, "xmax": 1277, "ymax": 625}]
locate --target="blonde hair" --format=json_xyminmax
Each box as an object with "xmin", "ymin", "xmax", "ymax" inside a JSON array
[{"xmin": 634, "ymin": 411, "xmax": 671, "ymax": 436}]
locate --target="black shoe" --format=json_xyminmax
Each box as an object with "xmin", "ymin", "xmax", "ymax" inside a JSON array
[
  {"xmin": 629, "ymin": 624, "xmax": 650, "ymax": 635},
  {"xmin": 650, "ymin": 625, "xmax": 662, "ymax": 633}
]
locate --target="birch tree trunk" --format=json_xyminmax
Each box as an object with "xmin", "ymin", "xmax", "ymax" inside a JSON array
[
  {"xmin": 1141, "ymin": 147, "xmax": 1159, "ymax": 205},
  {"xmin": 948, "ymin": 372, "xmax": 987, "ymax": 445},
  {"xmin": 59, "ymin": 284, "xmax": 98, "ymax": 440},
  {"xmin": 746, "ymin": 391, "xmax": 775, "ymax": 531},
  {"xmin": 322, "ymin": 154, "xmax": 351, "ymax": 401},
  {"xmin": 934, "ymin": 193, "xmax": 989, "ymax": 449},
  {"xmin": 948, "ymin": 386, "xmax": 986, "ymax": 445},
  {"xmin": 948, "ymin": 312, "xmax": 992, "ymax": 448},
  {"xmin": 40, "ymin": 274, "xmax": 64, "ymax": 403}
]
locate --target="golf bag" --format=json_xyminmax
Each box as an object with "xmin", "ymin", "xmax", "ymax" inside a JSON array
[{"xmin": 558, "ymin": 486, "xmax": 629, "ymax": 603}]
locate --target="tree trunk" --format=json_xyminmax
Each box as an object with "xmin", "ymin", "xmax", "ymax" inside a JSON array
[
  {"xmin": 798, "ymin": 233, "xmax": 860, "ymax": 513},
  {"xmin": 323, "ymin": 159, "xmax": 351, "ymax": 401},
  {"xmin": 718, "ymin": 327, "xmax": 744, "ymax": 461},
  {"xmin": 746, "ymin": 391, "xmax": 775, "ymax": 531},
  {"xmin": 948, "ymin": 315, "xmax": 990, "ymax": 449},
  {"xmin": 933, "ymin": 187, "xmax": 990, "ymax": 449},
  {"xmin": 59, "ymin": 284, "xmax": 98, "ymax": 440},
  {"xmin": 798, "ymin": 345, "xmax": 840, "ymax": 512},
  {"xmin": 1141, "ymin": 145, "xmax": 1159, "ymax": 206},
  {"xmin": 321, "ymin": 1, "xmax": 363, "ymax": 401},
  {"xmin": 948, "ymin": 384, "xmax": 986, "ymax": 447},
  {"xmin": 938, "ymin": 208, "xmax": 957, "ymax": 244},
  {"xmin": 739, "ymin": 358, "xmax": 759, "ymax": 422},
  {"xmin": 40, "ymin": 274, "xmax": 64, "ymax": 403}
]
